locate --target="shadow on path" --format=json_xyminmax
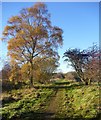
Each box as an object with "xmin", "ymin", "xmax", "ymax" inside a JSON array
[
  {"xmin": 34, "ymin": 83, "xmax": 83, "ymax": 90},
  {"xmin": 3, "ymin": 111, "xmax": 100, "ymax": 120}
]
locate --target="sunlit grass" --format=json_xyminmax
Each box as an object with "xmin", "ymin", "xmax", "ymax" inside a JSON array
[{"xmin": 1, "ymin": 80, "xmax": 100, "ymax": 119}]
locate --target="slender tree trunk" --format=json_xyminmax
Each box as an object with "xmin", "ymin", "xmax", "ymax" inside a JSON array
[
  {"xmin": 30, "ymin": 74, "xmax": 33, "ymax": 87},
  {"xmin": 76, "ymin": 69, "xmax": 86, "ymax": 84},
  {"xmin": 84, "ymin": 78, "xmax": 89, "ymax": 85},
  {"xmin": 81, "ymin": 79, "xmax": 85, "ymax": 84},
  {"xmin": 88, "ymin": 79, "xmax": 91, "ymax": 85},
  {"xmin": 85, "ymin": 81, "xmax": 89, "ymax": 85},
  {"xmin": 29, "ymin": 61, "xmax": 34, "ymax": 87}
]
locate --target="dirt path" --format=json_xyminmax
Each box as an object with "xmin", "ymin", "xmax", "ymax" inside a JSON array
[
  {"xmin": 46, "ymin": 89, "xmax": 58, "ymax": 113},
  {"xmin": 43, "ymin": 89, "xmax": 63, "ymax": 119}
]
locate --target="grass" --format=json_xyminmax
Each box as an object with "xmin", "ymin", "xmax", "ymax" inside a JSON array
[
  {"xmin": 1, "ymin": 80, "xmax": 100, "ymax": 120},
  {"xmin": 1, "ymin": 88, "xmax": 54, "ymax": 119},
  {"xmin": 65, "ymin": 86, "xmax": 99, "ymax": 118}
]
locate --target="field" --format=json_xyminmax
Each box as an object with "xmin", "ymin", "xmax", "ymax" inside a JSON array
[{"xmin": 0, "ymin": 80, "xmax": 100, "ymax": 120}]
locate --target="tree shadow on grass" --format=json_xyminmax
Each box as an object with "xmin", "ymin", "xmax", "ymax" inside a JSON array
[
  {"xmin": 34, "ymin": 83, "xmax": 84, "ymax": 90},
  {"xmin": 2, "ymin": 110, "xmax": 100, "ymax": 120},
  {"xmin": 54, "ymin": 81, "xmax": 70, "ymax": 85},
  {"xmin": 2, "ymin": 81, "xmax": 27, "ymax": 92}
]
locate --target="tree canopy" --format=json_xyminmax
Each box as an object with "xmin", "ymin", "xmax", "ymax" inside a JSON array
[
  {"xmin": 63, "ymin": 44, "xmax": 99, "ymax": 85},
  {"xmin": 2, "ymin": 3, "xmax": 63, "ymax": 86}
]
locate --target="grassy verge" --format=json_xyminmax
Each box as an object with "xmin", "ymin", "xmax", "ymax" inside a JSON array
[
  {"xmin": 1, "ymin": 80, "xmax": 100, "ymax": 120},
  {"xmin": 1, "ymin": 88, "xmax": 54, "ymax": 119}
]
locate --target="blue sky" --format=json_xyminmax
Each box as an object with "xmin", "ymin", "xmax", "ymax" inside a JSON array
[{"xmin": 1, "ymin": 2, "xmax": 99, "ymax": 72}]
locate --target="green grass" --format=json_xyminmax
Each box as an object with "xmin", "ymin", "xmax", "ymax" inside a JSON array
[
  {"xmin": 1, "ymin": 80, "xmax": 100, "ymax": 120},
  {"xmin": 65, "ymin": 85, "xmax": 99, "ymax": 118},
  {"xmin": 1, "ymin": 88, "xmax": 54, "ymax": 119}
]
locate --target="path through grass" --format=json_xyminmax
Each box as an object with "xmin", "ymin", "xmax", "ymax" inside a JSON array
[{"xmin": 1, "ymin": 80, "xmax": 100, "ymax": 120}]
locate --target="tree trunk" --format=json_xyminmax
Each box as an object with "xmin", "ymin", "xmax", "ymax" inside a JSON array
[
  {"xmin": 88, "ymin": 79, "xmax": 91, "ymax": 85},
  {"xmin": 29, "ymin": 61, "xmax": 34, "ymax": 87},
  {"xmin": 30, "ymin": 74, "xmax": 33, "ymax": 87},
  {"xmin": 85, "ymin": 81, "xmax": 89, "ymax": 85},
  {"xmin": 85, "ymin": 78, "xmax": 89, "ymax": 85},
  {"xmin": 80, "ymin": 78, "xmax": 85, "ymax": 84},
  {"xmin": 80, "ymin": 77, "xmax": 89, "ymax": 85}
]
